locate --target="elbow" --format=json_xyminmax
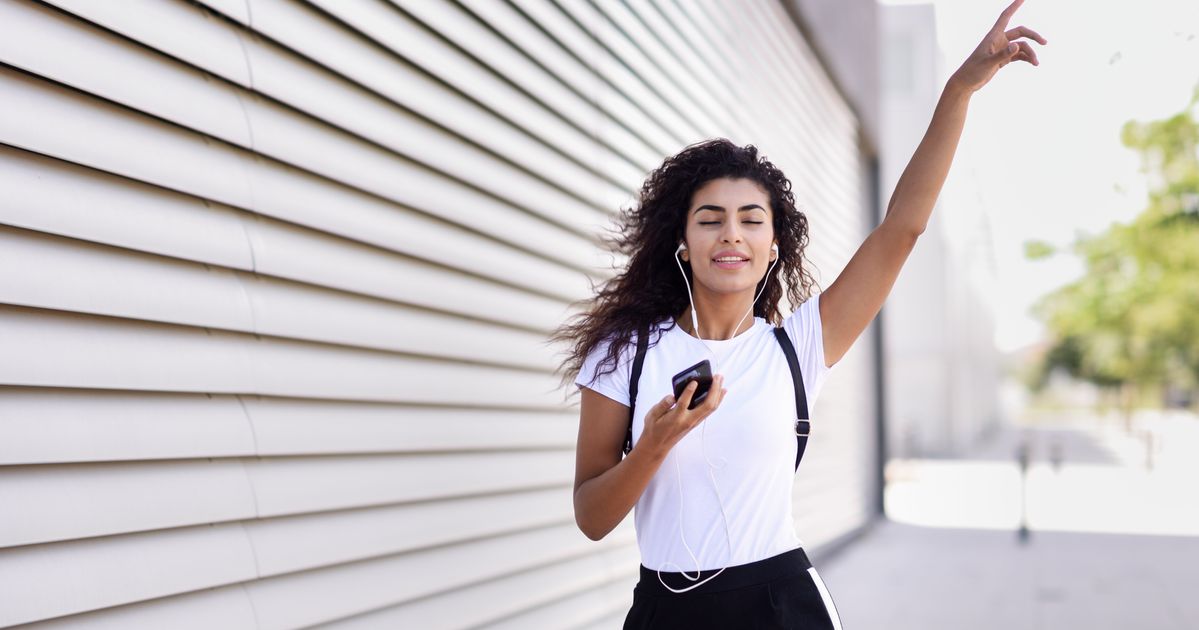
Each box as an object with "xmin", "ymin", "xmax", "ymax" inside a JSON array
[
  {"xmin": 882, "ymin": 217, "xmax": 925, "ymax": 240},
  {"xmin": 575, "ymin": 512, "xmax": 607, "ymax": 541}
]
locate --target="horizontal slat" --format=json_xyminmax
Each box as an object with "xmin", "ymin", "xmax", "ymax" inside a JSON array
[
  {"xmin": 749, "ymin": 0, "xmax": 864, "ymax": 197},
  {"xmin": 670, "ymin": 0, "xmax": 851, "ymax": 207},
  {"xmin": 455, "ymin": 0, "xmax": 679, "ymax": 159},
  {"xmin": 0, "ymin": 0, "xmax": 251, "ymax": 146},
  {"xmin": 0, "ymin": 146, "xmax": 576, "ymax": 333},
  {"xmin": 601, "ymin": 0, "xmax": 742, "ymax": 125},
  {"xmin": 0, "ymin": 460, "xmax": 256, "ymax": 548},
  {"xmin": 576, "ymin": 609, "xmax": 630, "ymax": 630},
  {"xmin": 0, "ymin": 225, "xmax": 255, "ymax": 330},
  {"xmin": 0, "ymin": 67, "xmax": 255, "ymax": 206},
  {"xmin": 0, "ymin": 523, "xmax": 257, "ymax": 627},
  {"xmin": 0, "ymin": 388, "xmax": 255, "ymax": 465},
  {"xmin": 14, "ymin": 586, "xmax": 257, "ymax": 630},
  {"xmin": 0, "ymin": 66, "xmax": 605, "ymax": 284},
  {"xmin": 485, "ymin": 573, "xmax": 634, "ymax": 630},
  {"xmin": 2, "ymin": 520, "xmax": 637, "ymax": 628},
  {"xmin": 450, "ymin": 0, "xmax": 676, "ymax": 164},
  {"xmin": 226, "ymin": 0, "xmax": 637, "ymax": 211},
  {"xmin": 0, "ymin": 453, "xmax": 572, "ymax": 548},
  {"xmin": 0, "ymin": 226, "xmax": 558, "ymax": 371},
  {"xmin": 0, "ymin": 305, "xmax": 564, "ymax": 406},
  {"xmin": 324, "ymin": 544, "xmax": 638, "ymax": 629},
  {"xmin": 245, "ymin": 397, "xmax": 576, "ymax": 456},
  {"xmin": 506, "ymin": 0, "xmax": 697, "ymax": 143},
  {"xmin": 39, "ymin": 0, "xmax": 253, "ymax": 87},
  {"xmin": 242, "ymin": 486, "xmax": 576, "ymax": 577},
  {"xmin": 31, "ymin": 0, "xmax": 618, "ymax": 252},
  {"xmin": 0, "ymin": 388, "xmax": 576, "ymax": 464},
  {"xmin": 230, "ymin": 41, "xmax": 612, "ymax": 247},
  {"xmin": 0, "ymin": 146, "xmax": 254, "ymax": 270},
  {"xmin": 239, "ymin": 522, "xmax": 635, "ymax": 629},
  {"xmin": 390, "ymin": 0, "xmax": 658, "ymax": 179},
  {"xmin": 244, "ymin": 451, "xmax": 574, "ymax": 518},
  {"xmin": 551, "ymin": 0, "xmax": 723, "ymax": 138}
]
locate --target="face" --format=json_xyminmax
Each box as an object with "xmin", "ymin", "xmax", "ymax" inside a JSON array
[{"xmin": 680, "ymin": 177, "xmax": 776, "ymax": 297}]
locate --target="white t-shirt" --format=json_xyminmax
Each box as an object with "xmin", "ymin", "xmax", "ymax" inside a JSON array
[{"xmin": 575, "ymin": 293, "xmax": 834, "ymax": 572}]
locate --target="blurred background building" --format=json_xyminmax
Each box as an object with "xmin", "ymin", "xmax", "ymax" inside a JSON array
[
  {"xmin": 0, "ymin": 0, "xmax": 999, "ymax": 627},
  {"xmin": 879, "ymin": 2, "xmax": 1001, "ymax": 459}
]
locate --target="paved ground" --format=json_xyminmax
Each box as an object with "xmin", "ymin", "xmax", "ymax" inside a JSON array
[{"xmin": 820, "ymin": 410, "xmax": 1199, "ymax": 630}]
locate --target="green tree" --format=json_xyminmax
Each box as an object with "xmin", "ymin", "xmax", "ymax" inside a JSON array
[{"xmin": 1028, "ymin": 84, "xmax": 1199, "ymax": 422}]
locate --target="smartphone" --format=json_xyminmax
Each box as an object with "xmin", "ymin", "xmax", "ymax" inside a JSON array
[{"xmin": 671, "ymin": 359, "xmax": 713, "ymax": 410}]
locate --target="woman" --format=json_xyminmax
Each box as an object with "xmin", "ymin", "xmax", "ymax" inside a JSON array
[{"xmin": 553, "ymin": 2, "xmax": 1045, "ymax": 627}]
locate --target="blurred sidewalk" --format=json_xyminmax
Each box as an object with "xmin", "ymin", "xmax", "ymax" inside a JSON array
[{"xmin": 819, "ymin": 410, "xmax": 1199, "ymax": 629}]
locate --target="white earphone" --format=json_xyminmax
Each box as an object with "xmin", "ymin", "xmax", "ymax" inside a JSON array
[
  {"xmin": 674, "ymin": 241, "xmax": 779, "ymax": 340},
  {"xmin": 659, "ymin": 239, "xmax": 781, "ymax": 593}
]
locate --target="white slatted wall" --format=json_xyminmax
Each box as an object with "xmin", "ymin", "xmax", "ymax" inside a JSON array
[{"xmin": 0, "ymin": 0, "xmax": 875, "ymax": 627}]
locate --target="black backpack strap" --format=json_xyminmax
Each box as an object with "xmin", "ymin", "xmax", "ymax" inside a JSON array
[
  {"xmin": 623, "ymin": 327, "xmax": 650, "ymax": 457},
  {"xmin": 772, "ymin": 327, "xmax": 810, "ymax": 472}
]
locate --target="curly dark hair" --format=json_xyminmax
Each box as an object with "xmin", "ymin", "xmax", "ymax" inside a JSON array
[{"xmin": 550, "ymin": 138, "xmax": 820, "ymax": 396}]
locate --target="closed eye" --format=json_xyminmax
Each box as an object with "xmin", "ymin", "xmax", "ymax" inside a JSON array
[{"xmin": 698, "ymin": 221, "xmax": 765, "ymax": 225}]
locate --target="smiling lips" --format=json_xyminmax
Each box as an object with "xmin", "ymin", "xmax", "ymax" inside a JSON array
[{"xmin": 711, "ymin": 251, "xmax": 750, "ymax": 270}]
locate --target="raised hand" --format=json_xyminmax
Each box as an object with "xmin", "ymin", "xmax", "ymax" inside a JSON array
[{"xmin": 950, "ymin": 0, "xmax": 1048, "ymax": 93}]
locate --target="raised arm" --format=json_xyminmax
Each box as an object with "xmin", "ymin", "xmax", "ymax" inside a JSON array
[{"xmin": 819, "ymin": 0, "xmax": 1046, "ymax": 367}]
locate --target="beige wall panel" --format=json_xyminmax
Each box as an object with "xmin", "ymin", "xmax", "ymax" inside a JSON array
[
  {"xmin": 0, "ymin": 307, "xmax": 561, "ymax": 406},
  {"xmin": 0, "ymin": 523, "xmax": 256, "ymax": 627},
  {"xmin": 238, "ymin": 524, "xmax": 633, "ymax": 629},
  {"xmin": 242, "ymin": 487, "xmax": 573, "ymax": 577},
  {"xmin": 243, "ymin": 451, "xmax": 573, "ymax": 517},
  {"xmin": 0, "ymin": 460, "xmax": 256, "ymax": 547},
  {"xmin": 327, "ymin": 546, "xmax": 639, "ymax": 629},
  {"xmin": 246, "ymin": 398, "xmax": 575, "ymax": 455},
  {"xmin": 0, "ymin": 388, "xmax": 255, "ymax": 465},
  {"xmin": 427, "ymin": 0, "xmax": 681, "ymax": 159}
]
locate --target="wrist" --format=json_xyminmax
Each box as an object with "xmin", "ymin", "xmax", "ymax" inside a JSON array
[
  {"xmin": 630, "ymin": 437, "xmax": 669, "ymax": 464},
  {"xmin": 944, "ymin": 75, "xmax": 975, "ymax": 101}
]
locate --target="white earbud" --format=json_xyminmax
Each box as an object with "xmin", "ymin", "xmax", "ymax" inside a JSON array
[{"xmin": 676, "ymin": 242, "xmax": 687, "ymax": 256}]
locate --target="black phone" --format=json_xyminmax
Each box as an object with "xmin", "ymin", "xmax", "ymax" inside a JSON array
[{"xmin": 671, "ymin": 359, "xmax": 713, "ymax": 410}]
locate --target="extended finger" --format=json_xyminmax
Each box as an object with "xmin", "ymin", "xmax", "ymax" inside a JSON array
[
  {"xmin": 993, "ymin": 0, "xmax": 1024, "ymax": 31},
  {"xmin": 992, "ymin": 0, "xmax": 1021, "ymax": 26},
  {"xmin": 1006, "ymin": 25, "xmax": 1047, "ymax": 45}
]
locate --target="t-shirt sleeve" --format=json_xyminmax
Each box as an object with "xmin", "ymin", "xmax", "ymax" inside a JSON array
[
  {"xmin": 574, "ymin": 335, "xmax": 632, "ymax": 407},
  {"xmin": 781, "ymin": 292, "xmax": 833, "ymax": 408}
]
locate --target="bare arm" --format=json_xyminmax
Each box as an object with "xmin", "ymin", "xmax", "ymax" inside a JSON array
[
  {"xmin": 572, "ymin": 387, "xmax": 666, "ymax": 541},
  {"xmin": 820, "ymin": 83, "xmax": 970, "ymax": 367},
  {"xmin": 573, "ymin": 376, "xmax": 726, "ymax": 540},
  {"xmin": 819, "ymin": 0, "xmax": 1046, "ymax": 367}
]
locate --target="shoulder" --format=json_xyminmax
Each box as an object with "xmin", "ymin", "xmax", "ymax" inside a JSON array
[
  {"xmin": 575, "ymin": 321, "xmax": 668, "ymax": 404},
  {"xmin": 781, "ymin": 293, "xmax": 830, "ymax": 369}
]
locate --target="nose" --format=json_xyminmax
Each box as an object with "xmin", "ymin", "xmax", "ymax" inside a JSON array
[{"xmin": 719, "ymin": 220, "xmax": 743, "ymax": 243}]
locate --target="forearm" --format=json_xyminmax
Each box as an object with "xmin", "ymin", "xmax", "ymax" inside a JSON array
[
  {"xmin": 884, "ymin": 79, "xmax": 973, "ymax": 235},
  {"xmin": 574, "ymin": 442, "xmax": 667, "ymax": 541}
]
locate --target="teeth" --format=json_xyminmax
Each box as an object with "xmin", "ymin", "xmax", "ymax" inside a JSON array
[{"xmin": 714, "ymin": 257, "xmax": 747, "ymax": 262}]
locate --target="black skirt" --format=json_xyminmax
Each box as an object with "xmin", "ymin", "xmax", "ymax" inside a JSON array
[{"xmin": 623, "ymin": 547, "xmax": 844, "ymax": 629}]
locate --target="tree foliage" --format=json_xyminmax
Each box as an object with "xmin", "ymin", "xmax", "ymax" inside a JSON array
[{"xmin": 1028, "ymin": 84, "xmax": 1199, "ymax": 407}]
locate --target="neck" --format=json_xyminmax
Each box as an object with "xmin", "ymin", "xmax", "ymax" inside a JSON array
[{"xmin": 677, "ymin": 289, "xmax": 758, "ymax": 340}]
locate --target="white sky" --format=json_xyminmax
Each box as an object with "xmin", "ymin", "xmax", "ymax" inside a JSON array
[{"xmin": 885, "ymin": 0, "xmax": 1199, "ymax": 353}]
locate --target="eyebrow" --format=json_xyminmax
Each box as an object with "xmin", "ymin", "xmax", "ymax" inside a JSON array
[{"xmin": 693, "ymin": 204, "xmax": 767, "ymax": 214}]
